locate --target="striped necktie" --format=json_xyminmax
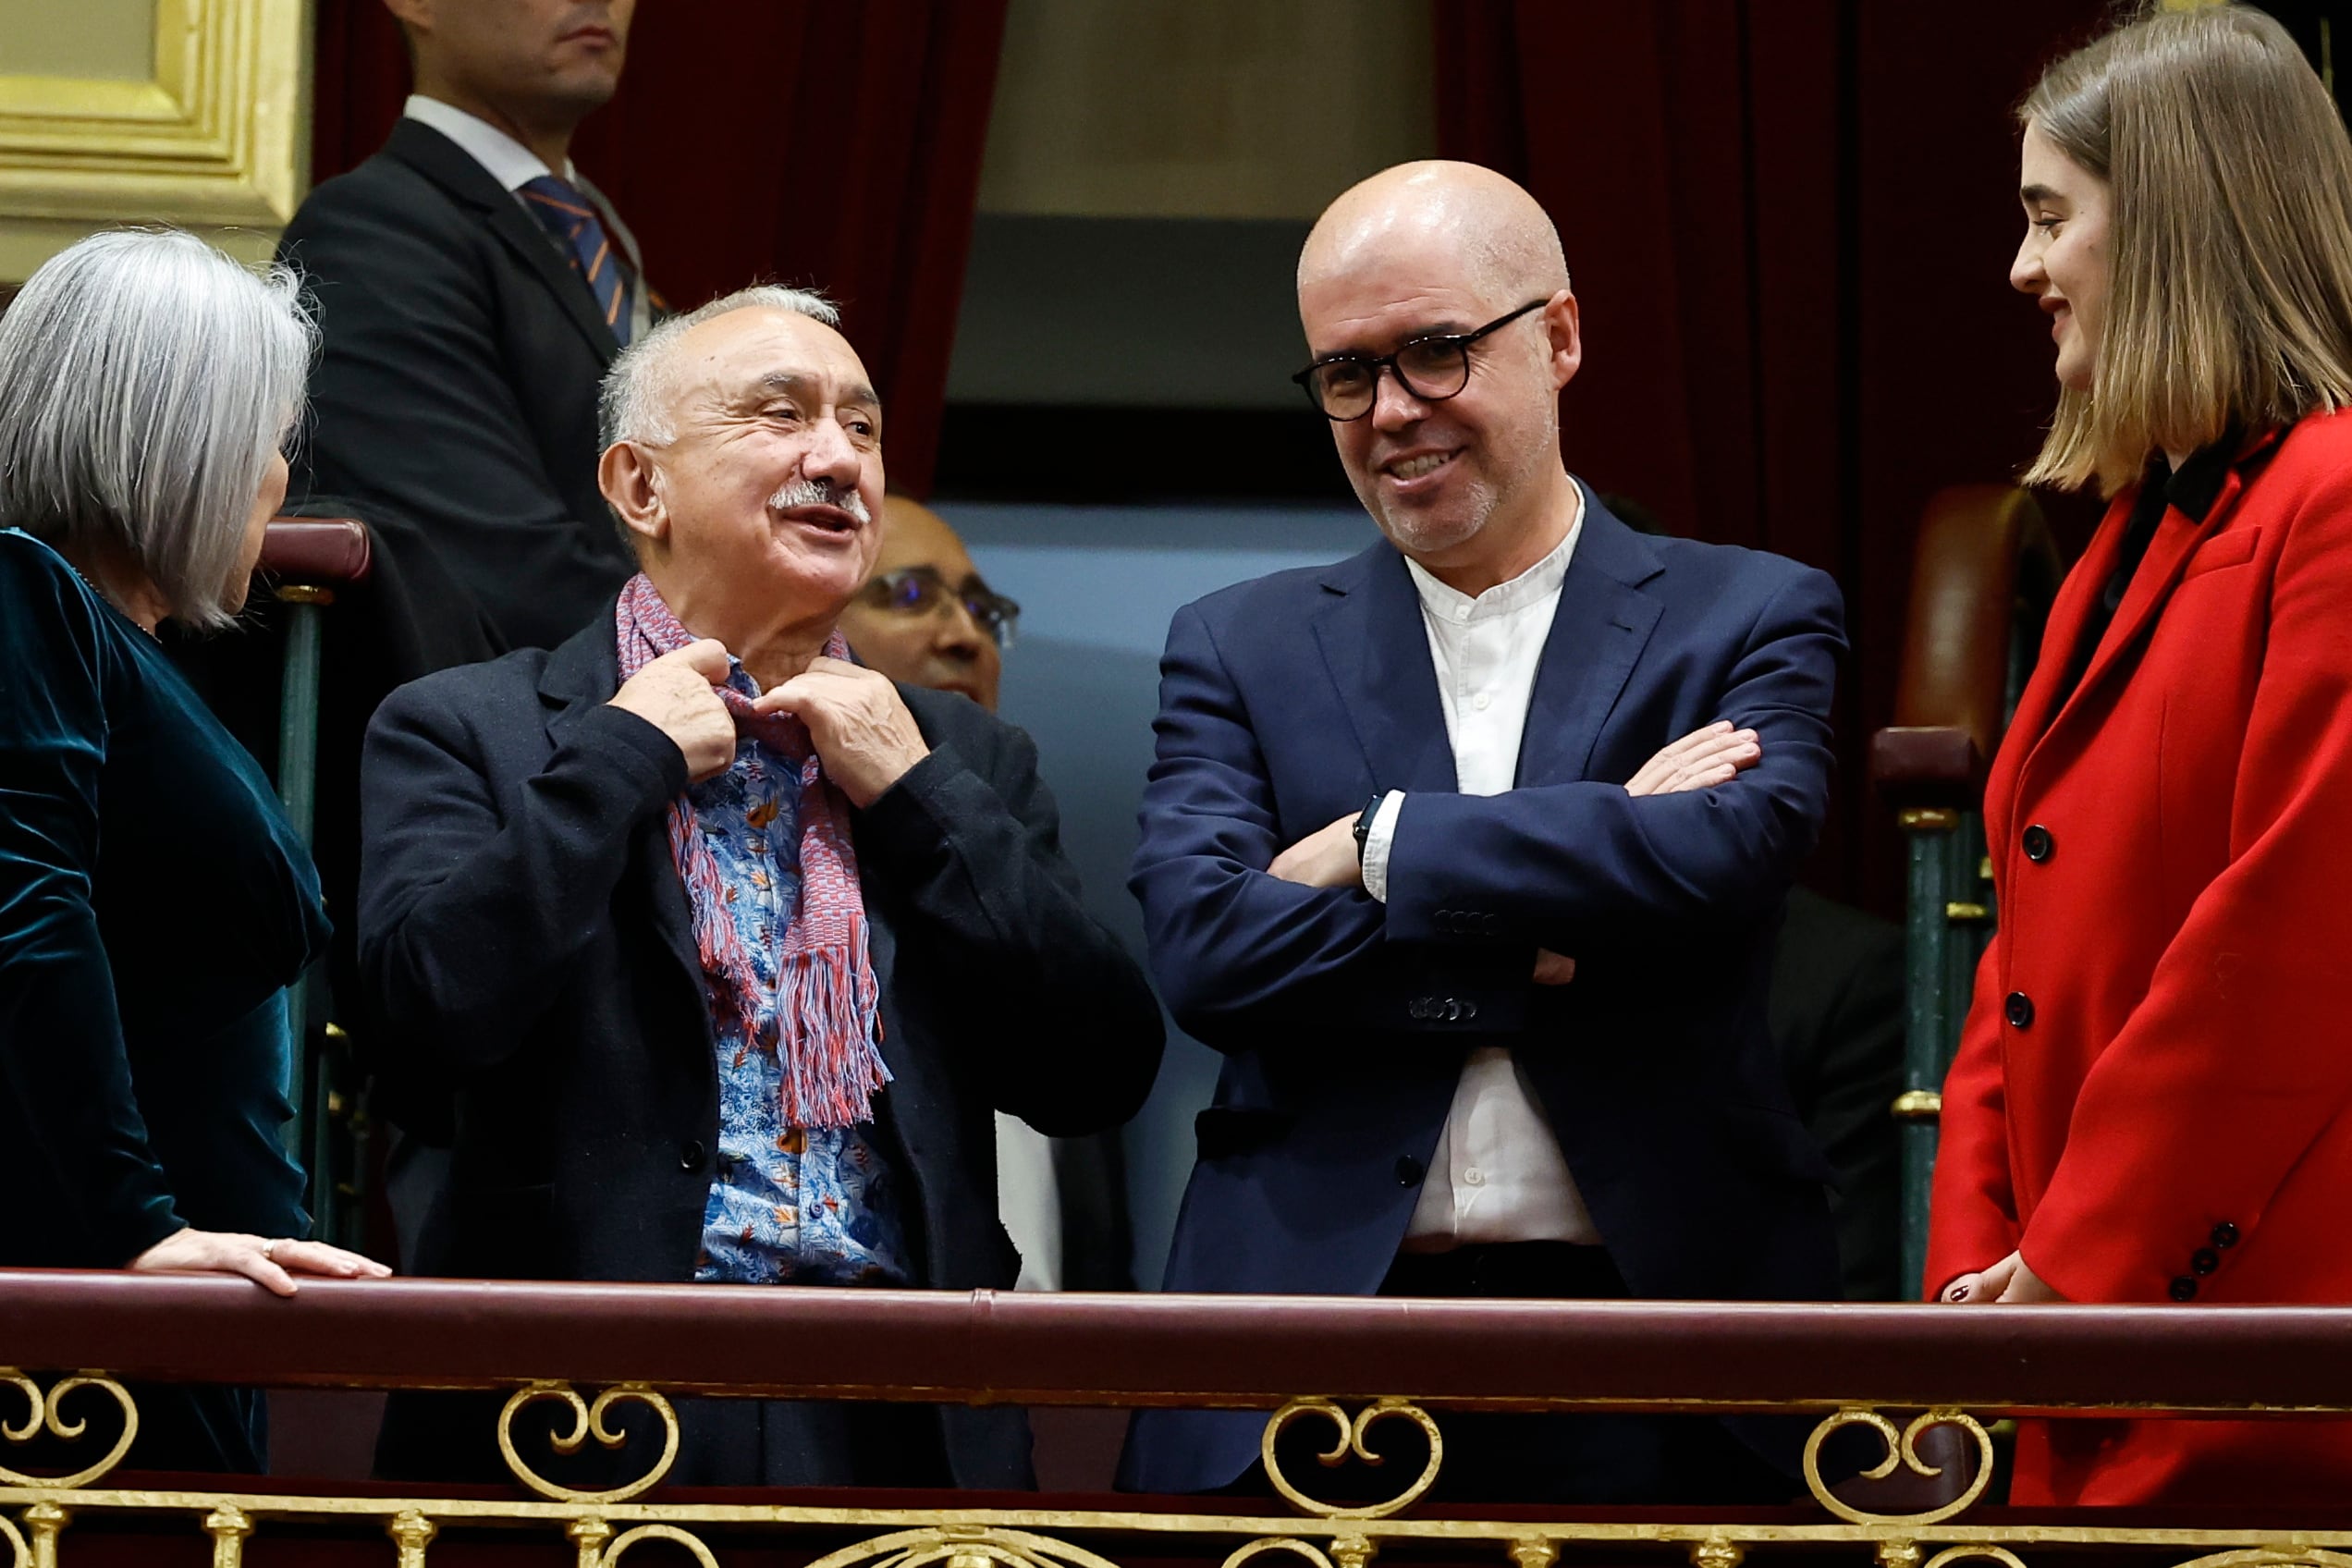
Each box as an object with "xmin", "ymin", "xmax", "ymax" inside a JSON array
[{"xmin": 519, "ymin": 174, "xmax": 632, "ymax": 345}]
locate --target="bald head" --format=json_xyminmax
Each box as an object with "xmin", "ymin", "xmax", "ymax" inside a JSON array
[
  {"xmin": 1292, "ymin": 160, "xmax": 1584, "ymax": 596},
  {"xmin": 1299, "ymin": 161, "xmax": 1569, "ymax": 302}
]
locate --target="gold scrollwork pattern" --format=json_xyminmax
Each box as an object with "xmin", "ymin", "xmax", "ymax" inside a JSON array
[
  {"xmin": 497, "ymin": 1381, "xmax": 680, "ymax": 1504},
  {"xmin": 802, "ymin": 1525, "xmax": 1132, "ymax": 1568},
  {"xmin": 1223, "ymin": 1538, "xmax": 1339, "ymax": 1568},
  {"xmin": 1259, "ymin": 1397, "xmax": 1442, "ymax": 1520},
  {"xmin": 0, "ymin": 1371, "xmax": 137, "ymax": 1490},
  {"xmin": 602, "ymin": 1523, "xmax": 723, "ymax": 1566},
  {"xmin": 1803, "ymin": 1405, "xmax": 1993, "ymax": 1526},
  {"xmin": 2173, "ymin": 1555, "xmax": 2352, "ymax": 1568},
  {"xmin": 1923, "ymin": 1549, "xmax": 2029, "ymax": 1568}
]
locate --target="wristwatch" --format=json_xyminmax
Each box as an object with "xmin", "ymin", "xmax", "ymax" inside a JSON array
[{"xmin": 1352, "ymin": 791, "xmax": 1385, "ymax": 864}]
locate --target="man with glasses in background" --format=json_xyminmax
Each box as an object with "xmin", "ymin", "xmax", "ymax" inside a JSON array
[
  {"xmin": 839, "ymin": 496, "xmax": 1138, "ymax": 1295},
  {"xmin": 838, "ymin": 497, "xmax": 1022, "ymax": 712},
  {"xmin": 1120, "ymin": 161, "xmax": 1847, "ymax": 1504}
]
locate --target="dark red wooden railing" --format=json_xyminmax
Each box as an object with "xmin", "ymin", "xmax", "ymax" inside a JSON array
[{"xmin": 5, "ymin": 1273, "xmax": 2347, "ymax": 1417}]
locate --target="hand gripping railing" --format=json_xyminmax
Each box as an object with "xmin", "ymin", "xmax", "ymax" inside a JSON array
[
  {"xmin": 1868, "ymin": 486, "xmax": 2064, "ymax": 1297},
  {"xmin": 4, "ymin": 1277, "xmax": 2352, "ymax": 1567},
  {"xmin": 255, "ymin": 518, "xmax": 373, "ymax": 1247}
]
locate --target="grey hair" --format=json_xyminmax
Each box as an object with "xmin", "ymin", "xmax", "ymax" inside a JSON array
[
  {"xmin": 0, "ymin": 228, "xmax": 314, "ymax": 631},
  {"xmin": 598, "ymin": 284, "xmax": 841, "ymax": 451}
]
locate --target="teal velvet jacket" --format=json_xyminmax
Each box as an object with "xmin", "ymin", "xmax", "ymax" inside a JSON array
[{"xmin": 0, "ymin": 528, "xmax": 325, "ymax": 1270}]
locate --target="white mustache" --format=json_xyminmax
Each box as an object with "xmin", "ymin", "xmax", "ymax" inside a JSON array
[{"xmin": 767, "ymin": 478, "xmax": 871, "ymax": 523}]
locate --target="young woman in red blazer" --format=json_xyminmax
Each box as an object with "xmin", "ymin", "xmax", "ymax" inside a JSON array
[{"xmin": 1927, "ymin": 4, "xmax": 2352, "ymax": 1506}]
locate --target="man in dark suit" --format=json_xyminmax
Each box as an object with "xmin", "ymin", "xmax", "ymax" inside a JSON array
[
  {"xmin": 358, "ymin": 288, "xmax": 1165, "ymax": 1488},
  {"xmin": 1604, "ymin": 497, "xmax": 1907, "ymax": 1304},
  {"xmin": 1119, "ymin": 161, "xmax": 1845, "ymax": 1503},
  {"xmin": 1770, "ymin": 888, "xmax": 1906, "ymax": 1301},
  {"xmin": 279, "ymin": 0, "xmax": 647, "ymax": 653}
]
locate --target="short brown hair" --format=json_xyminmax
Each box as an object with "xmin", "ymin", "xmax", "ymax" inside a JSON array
[{"xmin": 2021, "ymin": 4, "xmax": 2352, "ymax": 494}]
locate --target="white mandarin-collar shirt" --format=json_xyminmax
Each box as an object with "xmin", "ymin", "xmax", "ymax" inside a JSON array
[
  {"xmin": 1360, "ymin": 487, "xmax": 1603, "ymax": 1249},
  {"xmin": 402, "ymin": 94, "xmax": 651, "ymax": 341}
]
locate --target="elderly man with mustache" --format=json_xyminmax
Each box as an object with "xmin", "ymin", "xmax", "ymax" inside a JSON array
[{"xmin": 355, "ymin": 286, "xmax": 1165, "ymax": 1489}]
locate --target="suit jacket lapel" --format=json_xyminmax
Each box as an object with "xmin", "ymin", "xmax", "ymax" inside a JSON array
[
  {"xmin": 484, "ymin": 201, "xmax": 624, "ymax": 364},
  {"xmin": 385, "ymin": 117, "xmax": 621, "ymax": 365},
  {"xmin": 1515, "ymin": 501, "xmax": 1665, "ymax": 786},
  {"xmin": 537, "ymin": 612, "xmax": 698, "ymax": 984},
  {"xmin": 1311, "ymin": 543, "xmax": 1459, "ymax": 791}
]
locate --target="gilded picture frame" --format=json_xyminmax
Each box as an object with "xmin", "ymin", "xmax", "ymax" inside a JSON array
[{"xmin": 0, "ymin": 0, "xmax": 308, "ymax": 229}]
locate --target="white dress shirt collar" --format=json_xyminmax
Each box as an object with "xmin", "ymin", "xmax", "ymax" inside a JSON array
[
  {"xmin": 404, "ymin": 94, "xmax": 577, "ymax": 191},
  {"xmin": 1402, "ymin": 484, "xmax": 1586, "ymax": 623}
]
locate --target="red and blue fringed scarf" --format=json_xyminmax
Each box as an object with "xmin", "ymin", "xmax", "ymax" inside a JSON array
[{"xmin": 616, "ymin": 573, "xmax": 888, "ymax": 1129}]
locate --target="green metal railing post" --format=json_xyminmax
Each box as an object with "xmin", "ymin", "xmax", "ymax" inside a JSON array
[
  {"xmin": 1896, "ymin": 807, "xmax": 1994, "ymax": 1298},
  {"xmin": 272, "ymin": 587, "xmax": 335, "ymax": 1243}
]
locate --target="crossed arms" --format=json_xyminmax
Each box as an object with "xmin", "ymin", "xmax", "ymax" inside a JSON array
[{"xmin": 1130, "ymin": 567, "xmax": 1845, "ymax": 1047}]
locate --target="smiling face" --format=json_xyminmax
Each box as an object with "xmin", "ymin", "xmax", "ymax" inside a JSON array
[
  {"xmin": 601, "ymin": 306, "xmax": 886, "ymax": 644},
  {"xmin": 1297, "ymin": 190, "xmax": 1581, "ymax": 590},
  {"xmin": 2014, "ymin": 121, "xmax": 2113, "ymax": 393}
]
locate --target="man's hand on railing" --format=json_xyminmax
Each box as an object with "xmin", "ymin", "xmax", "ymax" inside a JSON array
[
  {"xmin": 129, "ymin": 1228, "xmax": 390, "ymax": 1299},
  {"xmin": 1942, "ymin": 1248, "xmax": 2065, "ymax": 1305}
]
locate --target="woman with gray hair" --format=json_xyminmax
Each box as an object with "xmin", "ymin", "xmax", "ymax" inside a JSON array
[{"xmin": 0, "ymin": 229, "xmax": 387, "ymax": 1472}]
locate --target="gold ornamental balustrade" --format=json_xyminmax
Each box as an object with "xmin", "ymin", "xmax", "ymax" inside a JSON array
[{"xmin": 6, "ymin": 1274, "xmax": 2352, "ymax": 1567}]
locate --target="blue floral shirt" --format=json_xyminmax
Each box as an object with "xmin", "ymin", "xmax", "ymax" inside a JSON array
[{"xmin": 689, "ymin": 666, "xmax": 913, "ymax": 1287}]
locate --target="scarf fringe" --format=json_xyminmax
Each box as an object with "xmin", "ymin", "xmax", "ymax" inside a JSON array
[
  {"xmin": 620, "ymin": 575, "xmax": 888, "ymax": 1133},
  {"xmin": 774, "ymin": 949, "xmax": 889, "ymax": 1128}
]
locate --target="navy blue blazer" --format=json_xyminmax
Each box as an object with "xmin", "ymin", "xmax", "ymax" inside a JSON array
[{"xmin": 1120, "ymin": 496, "xmax": 1846, "ymax": 1494}]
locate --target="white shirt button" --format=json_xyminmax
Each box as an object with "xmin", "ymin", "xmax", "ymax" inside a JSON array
[
  {"xmin": 1463, "ymin": 1166, "xmax": 1486, "ymax": 1186},
  {"xmin": 1473, "ymin": 692, "xmax": 1492, "ymax": 712},
  {"xmin": 1454, "ymin": 604, "xmax": 1471, "ymax": 621}
]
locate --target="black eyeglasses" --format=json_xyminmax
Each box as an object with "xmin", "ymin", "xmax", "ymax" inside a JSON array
[
  {"xmin": 1291, "ymin": 299, "xmax": 1551, "ymax": 422},
  {"xmin": 858, "ymin": 566, "xmax": 1021, "ymax": 651}
]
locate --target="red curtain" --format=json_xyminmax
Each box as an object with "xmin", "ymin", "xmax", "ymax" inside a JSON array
[
  {"xmin": 308, "ymin": 0, "xmax": 1008, "ymax": 499},
  {"xmin": 1434, "ymin": 0, "xmax": 2106, "ymax": 908}
]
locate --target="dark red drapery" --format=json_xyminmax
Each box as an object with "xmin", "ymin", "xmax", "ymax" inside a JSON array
[
  {"xmin": 307, "ymin": 0, "xmax": 1008, "ymax": 499},
  {"xmin": 1434, "ymin": 0, "xmax": 2107, "ymax": 908}
]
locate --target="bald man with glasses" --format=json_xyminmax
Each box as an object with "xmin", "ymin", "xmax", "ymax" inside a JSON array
[{"xmin": 1120, "ymin": 162, "xmax": 1848, "ymax": 1504}]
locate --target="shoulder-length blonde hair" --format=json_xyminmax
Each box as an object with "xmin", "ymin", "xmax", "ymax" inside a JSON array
[{"xmin": 2023, "ymin": 3, "xmax": 2352, "ymax": 495}]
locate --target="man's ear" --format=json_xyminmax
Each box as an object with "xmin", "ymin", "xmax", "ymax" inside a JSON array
[
  {"xmin": 381, "ymin": 0, "xmax": 433, "ymax": 32},
  {"xmin": 599, "ymin": 441, "xmax": 668, "ymax": 553},
  {"xmin": 1544, "ymin": 287, "xmax": 1584, "ymax": 391}
]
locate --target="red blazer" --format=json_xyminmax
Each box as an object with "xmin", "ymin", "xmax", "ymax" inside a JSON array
[{"xmin": 1927, "ymin": 410, "xmax": 2352, "ymax": 1505}]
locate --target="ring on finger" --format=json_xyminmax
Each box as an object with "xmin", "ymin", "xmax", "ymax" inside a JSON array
[{"xmin": 260, "ymin": 1239, "xmax": 279, "ymax": 1263}]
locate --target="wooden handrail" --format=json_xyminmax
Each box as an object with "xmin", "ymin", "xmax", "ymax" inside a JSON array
[
  {"xmin": 259, "ymin": 516, "xmax": 372, "ymax": 589},
  {"xmin": 4, "ymin": 1272, "xmax": 2349, "ymax": 1416}
]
